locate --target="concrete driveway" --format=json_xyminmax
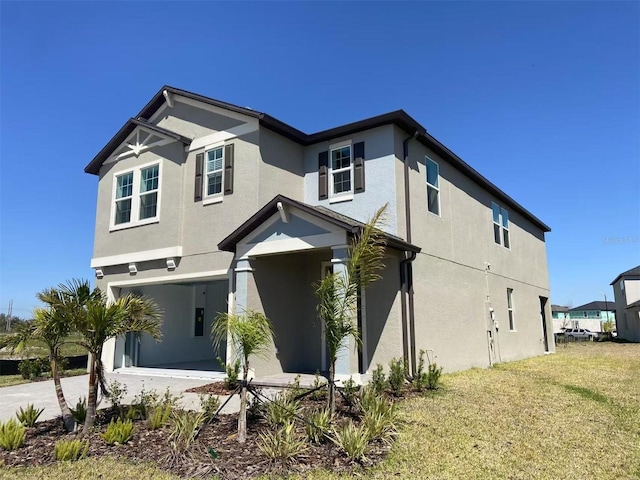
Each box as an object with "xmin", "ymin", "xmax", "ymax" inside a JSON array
[{"xmin": 0, "ymin": 372, "xmax": 243, "ymax": 422}]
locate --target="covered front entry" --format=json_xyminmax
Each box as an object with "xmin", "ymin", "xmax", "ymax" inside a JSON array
[
  {"xmin": 112, "ymin": 279, "xmax": 229, "ymax": 374},
  {"xmin": 218, "ymin": 195, "xmax": 419, "ymax": 381}
]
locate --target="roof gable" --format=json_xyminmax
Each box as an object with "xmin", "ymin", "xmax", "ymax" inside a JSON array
[{"xmin": 610, "ymin": 265, "xmax": 640, "ymax": 285}]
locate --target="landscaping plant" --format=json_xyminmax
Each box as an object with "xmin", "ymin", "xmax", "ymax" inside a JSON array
[
  {"xmin": 54, "ymin": 439, "xmax": 89, "ymax": 461},
  {"xmin": 198, "ymin": 393, "xmax": 221, "ymax": 422},
  {"xmin": 330, "ymin": 420, "xmax": 370, "ymax": 462},
  {"xmin": 211, "ymin": 309, "xmax": 274, "ymax": 443},
  {"xmin": 70, "ymin": 397, "xmax": 87, "ymax": 426},
  {"xmin": 107, "ymin": 380, "xmax": 128, "ymax": 419},
  {"xmin": 40, "ymin": 279, "xmax": 163, "ymax": 434},
  {"xmin": 388, "ymin": 357, "xmax": 407, "ymax": 396},
  {"xmin": 168, "ymin": 410, "xmax": 204, "ymax": 453},
  {"xmin": 265, "ymin": 392, "xmax": 302, "ymax": 428},
  {"xmin": 16, "ymin": 404, "xmax": 45, "ymax": 427},
  {"xmin": 100, "ymin": 418, "xmax": 135, "ymax": 445},
  {"xmin": 305, "ymin": 408, "xmax": 331, "ymax": 444},
  {"xmin": 0, "ymin": 419, "xmax": 26, "ymax": 451},
  {"xmin": 0, "ymin": 304, "xmax": 76, "ymax": 432},
  {"xmin": 258, "ymin": 421, "xmax": 307, "ymax": 462},
  {"xmin": 340, "ymin": 376, "xmax": 361, "ymax": 408},
  {"xmin": 218, "ymin": 356, "xmax": 241, "ymax": 390},
  {"xmin": 361, "ymin": 395, "xmax": 398, "ymax": 445},
  {"xmin": 316, "ymin": 204, "xmax": 387, "ymax": 415},
  {"xmin": 370, "ymin": 363, "xmax": 388, "ymax": 394}
]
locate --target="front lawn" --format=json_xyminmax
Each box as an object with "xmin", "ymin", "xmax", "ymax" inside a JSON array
[
  {"xmin": 1, "ymin": 342, "xmax": 638, "ymax": 479},
  {"xmin": 0, "ymin": 368, "xmax": 87, "ymax": 387}
]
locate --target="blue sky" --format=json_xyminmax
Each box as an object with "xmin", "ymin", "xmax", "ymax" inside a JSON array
[{"xmin": 0, "ymin": 1, "xmax": 638, "ymax": 316}]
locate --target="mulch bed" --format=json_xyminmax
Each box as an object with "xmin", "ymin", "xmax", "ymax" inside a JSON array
[
  {"xmin": 1, "ymin": 390, "xmax": 394, "ymax": 479},
  {"xmin": 187, "ymin": 381, "xmax": 232, "ymax": 396}
]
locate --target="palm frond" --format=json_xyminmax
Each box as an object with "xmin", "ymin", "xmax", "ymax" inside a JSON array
[{"xmin": 212, "ymin": 310, "xmax": 274, "ymax": 364}]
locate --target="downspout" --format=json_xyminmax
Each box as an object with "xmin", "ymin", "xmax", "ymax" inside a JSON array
[{"xmin": 401, "ymin": 132, "xmax": 419, "ymax": 376}]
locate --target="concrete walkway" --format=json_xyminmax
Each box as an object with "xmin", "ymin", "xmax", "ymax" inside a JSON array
[{"xmin": 0, "ymin": 372, "xmax": 252, "ymax": 422}]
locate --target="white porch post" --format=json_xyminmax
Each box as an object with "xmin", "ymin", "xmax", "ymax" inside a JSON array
[
  {"xmin": 331, "ymin": 245, "xmax": 355, "ymax": 378},
  {"xmin": 228, "ymin": 257, "xmax": 254, "ymax": 368}
]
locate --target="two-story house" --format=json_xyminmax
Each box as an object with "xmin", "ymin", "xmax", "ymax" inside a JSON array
[
  {"xmin": 611, "ymin": 266, "xmax": 640, "ymax": 342},
  {"xmin": 86, "ymin": 86, "xmax": 554, "ymax": 381}
]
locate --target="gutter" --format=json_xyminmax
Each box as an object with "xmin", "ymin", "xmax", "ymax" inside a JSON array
[{"xmin": 401, "ymin": 132, "xmax": 419, "ymax": 376}]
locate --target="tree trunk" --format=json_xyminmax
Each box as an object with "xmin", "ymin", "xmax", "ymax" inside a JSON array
[
  {"xmin": 51, "ymin": 357, "xmax": 75, "ymax": 432},
  {"xmin": 328, "ymin": 361, "xmax": 336, "ymax": 415},
  {"xmin": 237, "ymin": 384, "xmax": 247, "ymax": 443},
  {"xmin": 83, "ymin": 356, "xmax": 98, "ymax": 435}
]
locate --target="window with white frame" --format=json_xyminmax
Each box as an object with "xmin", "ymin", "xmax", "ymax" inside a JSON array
[
  {"xmin": 205, "ymin": 146, "xmax": 224, "ymax": 197},
  {"xmin": 426, "ymin": 157, "xmax": 440, "ymax": 215},
  {"xmin": 112, "ymin": 162, "xmax": 160, "ymax": 229},
  {"xmin": 507, "ymin": 288, "xmax": 515, "ymax": 330},
  {"xmin": 492, "ymin": 202, "xmax": 510, "ymax": 248},
  {"xmin": 330, "ymin": 145, "xmax": 352, "ymax": 197}
]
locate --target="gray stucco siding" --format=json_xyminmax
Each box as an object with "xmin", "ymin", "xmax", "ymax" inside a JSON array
[
  {"xmin": 155, "ymin": 101, "xmax": 246, "ymax": 140},
  {"xmin": 303, "ymin": 125, "xmax": 399, "ymax": 236},
  {"xmin": 258, "ymin": 127, "xmax": 305, "ymax": 204},
  {"xmin": 92, "ymin": 142, "xmax": 185, "ymax": 259}
]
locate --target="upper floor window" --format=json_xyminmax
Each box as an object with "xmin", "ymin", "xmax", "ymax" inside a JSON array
[
  {"xmin": 112, "ymin": 162, "xmax": 161, "ymax": 230},
  {"xmin": 206, "ymin": 147, "xmax": 224, "ymax": 197},
  {"xmin": 492, "ymin": 202, "xmax": 510, "ymax": 248},
  {"xmin": 426, "ymin": 157, "xmax": 440, "ymax": 215},
  {"xmin": 331, "ymin": 145, "xmax": 353, "ymax": 197}
]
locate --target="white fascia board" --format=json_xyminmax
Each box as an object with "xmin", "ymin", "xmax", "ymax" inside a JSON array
[
  {"xmin": 91, "ymin": 246, "xmax": 183, "ymax": 268},
  {"xmin": 236, "ymin": 232, "xmax": 346, "ymax": 259},
  {"xmin": 189, "ymin": 121, "xmax": 259, "ymax": 152}
]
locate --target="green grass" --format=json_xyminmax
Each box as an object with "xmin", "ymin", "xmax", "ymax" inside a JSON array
[
  {"xmin": 0, "ymin": 368, "xmax": 87, "ymax": 387},
  {"xmin": 2, "ymin": 342, "xmax": 639, "ymax": 479},
  {"xmin": 0, "ymin": 334, "xmax": 86, "ymax": 360}
]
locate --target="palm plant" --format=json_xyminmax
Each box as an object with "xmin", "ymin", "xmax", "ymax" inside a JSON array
[
  {"xmin": 42, "ymin": 279, "xmax": 163, "ymax": 434},
  {"xmin": 211, "ymin": 310, "xmax": 274, "ymax": 443},
  {"xmin": 0, "ymin": 306, "xmax": 76, "ymax": 432},
  {"xmin": 316, "ymin": 204, "xmax": 387, "ymax": 415}
]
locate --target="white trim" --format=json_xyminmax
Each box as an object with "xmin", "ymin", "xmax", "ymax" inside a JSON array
[
  {"xmin": 109, "ymin": 159, "xmax": 162, "ymax": 231},
  {"xmin": 203, "ymin": 196, "xmax": 224, "ymax": 206},
  {"xmin": 360, "ymin": 284, "xmax": 368, "ymax": 373},
  {"xmin": 236, "ymin": 232, "xmax": 347, "ymax": 259},
  {"xmin": 107, "ymin": 269, "xmax": 230, "ymax": 288},
  {"xmin": 329, "ymin": 142, "xmax": 354, "ymax": 200},
  {"xmin": 329, "ymin": 194, "xmax": 354, "ymax": 204},
  {"xmin": 163, "ymin": 89, "xmax": 174, "ymax": 108},
  {"xmin": 203, "ymin": 143, "xmax": 225, "ymax": 201},
  {"xmin": 105, "ymin": 137, "xmax": 175, "ymax": 165},
  {"xmin": 91, "ymin": 246, "xmax": 183, "ymax": 268},
  {"xmin": 426, "ymin": 156, "xmax": 441, "ymax": 217},
  {"xmin": 320, "ymin": 261, "xmax": 334, "ymax": 371},
  {"xmin": 147, "ymin": 103, "xmax": 169, "ymax": 124},
  {"xmin": 277, "ymin": 202, "xmax": 289, "ymax": 223},
  {"xmin": 189, "ymin": 121, "xmax": 258, "ymax": 152}
]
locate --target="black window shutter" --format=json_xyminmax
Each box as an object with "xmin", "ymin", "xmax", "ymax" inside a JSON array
[
  {"xmin": 224, "ymin": 144, "xmax": 234, "ymax": 195},
  {"xmin": 354, "ymin": 142, "xmax": 365, "ymax": 193},
  {"xmin": 194, "ymin": 153, "xmax": 204, "ymax": 202},
  {"xmin": 318, "ymin": 150, "xmax": 329, "ymax": 200}
]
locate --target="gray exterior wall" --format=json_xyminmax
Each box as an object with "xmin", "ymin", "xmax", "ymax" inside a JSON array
[
  {"xmin": 613, "ymin": 277, "xmax": 640, "ymax": 342},
  {"xmin": 303, "ymin": 125, "xmax": 399, "ymax": 236}
]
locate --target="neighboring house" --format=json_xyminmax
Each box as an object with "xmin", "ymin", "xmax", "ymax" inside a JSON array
[
  {"xmin": 551, "ymin": 305, "xmax": 570, "ymax": 332},
  {"xmin": 568, "ymin": 301, "xmax": 616, "ymax": 333},
  {"xmin": 611, "ymin": 266, "xmax": 640, "ymax": 342},
  {"xmin": 86, "ymin": 86, "xmax": 554, "ymax": 381}
]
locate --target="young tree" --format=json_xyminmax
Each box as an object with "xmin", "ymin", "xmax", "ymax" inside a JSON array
[
  {"xmin": 211, "ymin": 310, "xmax": 274, "ymax": 443},
  {"xmin": 316, "ymin": 205, "xmax": 387, "ymax": 415},
  {"xmin": 43, "ymin": 279, "xmax": 163, "ymax": 434},
  {"xmin": 0, "ymin": 306, "xmax": 76, "ymax": 432}
]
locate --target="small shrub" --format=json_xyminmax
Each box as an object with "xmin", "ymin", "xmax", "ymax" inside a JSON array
[
  {"xmin": 57, "ymin": 356, "xmax": 69, "ymax": 373},
  {"xmin": 330, "ymin": 420, "xmax": 370, "ymax": 462},
  {"xmin": 370, "ymin": 363, "xmax": 388, "ymax": 395},
  {"xmin": 147, "ymin": 402, "xmax": 172, "ymax": 430},
  {"xmin": 199, "ymin": 393, "xmax": 220, "ymax": 422},
  {"xmin": 218, "ymin": 357, "xmax": 241, "ymax": 390},
  {"xmin": 310, "ymin": 371, "xmax": 327, "ymax": 401},
  {"xmin": 388, "ymin": 357, "xmax": 407, "ymax": 396},
  {"xmin": 426, "ymin": 363, "xmax": 443, "ymax": 390},
  {"xmin": 169, "ymin": 410, "xmax": 204, "ymax": 453},
  {"xmin": 305, "ymin": 408, "xmax": 331, "ymax": 444},
  {"xmin": 258, "ymin": 421, "xmax": 307, "ymax": 462},
  {"xmin": 265, "ymin": 392, "xmax": 302, "ymax": 428},
  {"xmin": 283, "ymin": 374, "xmax": 303, "ymax": 402},
  {"xmin": 128, "ymin": 384, "xmax": 159, "ymax": 420},
  {"xmin": 340, "ymin": 376, "xmax": 360, "ymax": 407},
  {"xmin": 70, "ymin": 397, "xmax": 87, "ymax": 425},
  {"xmin": 247, "ymin": 392, "xmax": 265, "ymax": 421},
  {"xmin": 54, "ymin": 439, "xmax": 89, "ymax": 461},
  {"xmin": 100, "ymin": 418, "xmax": 135, "ymax": 445},
  {"xmin": 361, "ymin": 397, "xmax": 398, "ymax": 444},
  {"xmin": 0, "ymin": 419, "xmax": 26, "ymax": 451},
  {"xmin": 16, "ymin": 404, "xmax": 44, "ymax": 427},
  {"xmin": 18, "ymin": 357, "xmax": 48, "ymax": 380},
  {"xmin": 108, "ymin": 380, "xmax": 128, "ymax": 419}
]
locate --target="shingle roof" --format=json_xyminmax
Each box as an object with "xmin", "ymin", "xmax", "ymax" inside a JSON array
[
  {"xmin": 217, "ymin": 194, "xmax": 421, "ymax": 254},
  {"xmin": 610, "ymin": 265, "xmax": 640, "ymax": 285},
  {"xmin": 570, "ymin": 301, "xmax": 616, "ymax": 312},
  {"xmin": 85, "ymin": 85, "xmax": 551, "ymax": 232}
]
